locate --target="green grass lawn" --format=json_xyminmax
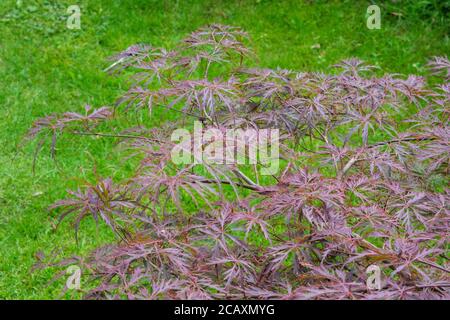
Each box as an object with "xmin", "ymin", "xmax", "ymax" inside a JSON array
[{"xmin": 0, "ymin": 0, "xmax": 448, "ymax": 299}]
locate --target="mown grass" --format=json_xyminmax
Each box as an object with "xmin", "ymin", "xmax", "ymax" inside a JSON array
[{"xmin": 0, "ymin": 0, "xmax": 448, "ymax": 299}]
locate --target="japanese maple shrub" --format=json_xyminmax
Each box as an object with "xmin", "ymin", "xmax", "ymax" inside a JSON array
[{"xmin": 29, "ymin": 25, "xmax": 449, "ymax": 299}]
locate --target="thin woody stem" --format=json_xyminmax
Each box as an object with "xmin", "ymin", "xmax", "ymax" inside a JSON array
[{"xmin": 340, "ymin": 135, "xmax": 437, "ymax": 176}]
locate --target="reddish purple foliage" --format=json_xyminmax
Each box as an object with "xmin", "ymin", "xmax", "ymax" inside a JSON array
[{"xmin": 30, "ymin": 25, "xmax": 449, "ymax": 300}]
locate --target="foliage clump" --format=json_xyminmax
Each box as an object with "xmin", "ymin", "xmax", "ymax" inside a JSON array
[{"xmin": 30, "ymin": 25, "xmax": 449, "ymax": 299}]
